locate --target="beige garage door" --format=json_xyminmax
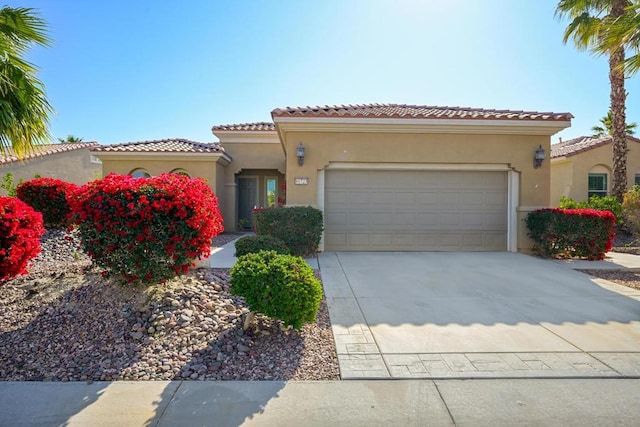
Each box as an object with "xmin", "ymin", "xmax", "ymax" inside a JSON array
[{"xmin": 324, "ymin": 169, "xmax": 507, "ymax": 251}]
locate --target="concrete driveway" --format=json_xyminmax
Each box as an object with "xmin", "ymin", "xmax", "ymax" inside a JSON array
[{"xmin": 319, "ymin": 252, "xmax": 640, "ymax": 379}]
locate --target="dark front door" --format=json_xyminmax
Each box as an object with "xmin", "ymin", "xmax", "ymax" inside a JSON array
[{"xmin": 238, "ymin": 177, "xmax": 257, "ymax": 229}]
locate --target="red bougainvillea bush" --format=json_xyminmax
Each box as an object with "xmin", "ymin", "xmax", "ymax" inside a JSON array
[
  {"xmin": 0, "ymin": 196, "xmax": 45, "ymax": 282},
  {"xmin": 525, "ymin": 208, "xmax": 615, "ymax": 260},
  {"xmin": 17, "ymin": 177, "xmax": 79, "ymax": 228},
  {"xmin": 70, "ymin": 173, "xmax": 224, "ymax": 285}
]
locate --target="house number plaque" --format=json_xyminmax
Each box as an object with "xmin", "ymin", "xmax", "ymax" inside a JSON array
[{"xmin": 294, "ymin": 177, "xmax": 309, "ymax": 185}]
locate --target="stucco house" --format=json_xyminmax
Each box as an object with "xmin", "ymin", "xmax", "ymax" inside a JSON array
[
  {"xmin": 550, "ymin": 135, "xmax": 640, "ymax": 205},
  {"xmin": 93, "ymin": 103, "xmax": 572, "ymax": 252},
  {"xmin": 0, "ymin": 142, "xmax": 102, "ymax": 195}
]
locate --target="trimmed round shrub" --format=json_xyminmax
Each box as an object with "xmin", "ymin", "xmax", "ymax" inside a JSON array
[
  {"xmin": 230, "ymin": 250, "xmax": 322, "ymax": 329},
  {"xmin": 70, "ymin": 173, "xmax": 224, "ymax": 285},
  {"xmin": 0, "ymin": 196, "xmax": 44, "ymax": 282},
  {"xmin": 17, "ymin": 177, "xmax": 78, "ymax": 228},
  {"xmin": 234, "ymin": 235, "xmax": 289, "ymax": 257}
]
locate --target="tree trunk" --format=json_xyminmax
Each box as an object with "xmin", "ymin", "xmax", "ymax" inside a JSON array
[{"xmin": 610, "ymin": 0, "xmax": 628, "ymax": 202}]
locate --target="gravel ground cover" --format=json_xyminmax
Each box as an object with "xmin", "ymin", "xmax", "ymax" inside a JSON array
[
  {"xmin": 0, "ymin": 231, "xmax": 339, "ymax": 381},
  {"xmin": 582, "ymin": 269, "xmax": 640, "ymax": 291}
]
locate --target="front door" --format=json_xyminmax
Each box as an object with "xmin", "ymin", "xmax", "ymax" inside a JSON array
[{"xmin": 238, "ymin": 177, "xmax": 258, "ymax": 229}]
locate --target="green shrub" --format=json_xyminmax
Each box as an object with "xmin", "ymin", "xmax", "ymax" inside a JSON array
[
  {"xmin": 559, "ymin": 195, "xmax": 623, "ymax": 224},
  {"xmin": 525, "ymin": 208, "xmax": 615, "ymax": 260},
  {"xmin": 623, "ymin": 185, "xmax": 640, "ymax": 235},
  {"xmin": 234, "ymin": 235, "xmax": 289, "ymax": 257},
  {"xmin": 253, "ymin": 206, "xmax": 323, "ymax": 256},
  {"xmin": 230, "ymin": 250, "xmax": 322, "ymax": 329}
]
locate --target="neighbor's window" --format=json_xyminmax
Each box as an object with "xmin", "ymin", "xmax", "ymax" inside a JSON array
[
  {"xmin": 130, "ymin": 169, "xmax": 151, "ymax": 178},
  {"xmin": 635, "ymin": 174, "xmax": 640, "ymax": 186},
  {"xmin": 170, "ymin": 168, "xmax": 190, "ymax": 177},
  {"xmin": 588, "ymin": 173, "xmax": 607, "ymax": 198},
  {"xmin": 266, "ymin": 178, "xmax": 277, "ymax": 207}
]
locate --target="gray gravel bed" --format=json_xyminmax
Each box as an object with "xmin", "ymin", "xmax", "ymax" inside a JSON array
[{"xmin": 0, "ymin": 230, "xmax": 339, "ymax": 381}]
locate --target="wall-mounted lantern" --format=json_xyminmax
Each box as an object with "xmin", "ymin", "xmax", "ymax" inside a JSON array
[
  {"xmin": 297, "ymin": 142, "xmax": 305, "ymax": 166},
  {"xmin": 534, "ymin": 145, "xmax": 546, "ymax": 169}
]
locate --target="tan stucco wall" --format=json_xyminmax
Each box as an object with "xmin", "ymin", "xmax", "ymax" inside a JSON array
[
  {"xmin": 550, "ymin": 140, "xmax": 640, "ymax": 203},
  {"xmin": 550, "ymin": 159, "xmax": 573, "ymax": 205},
  {"xmin": 279, "ymin": 131, "xmax": 552, "ymax": 251},
  {"xmin": 0, "ymin": 148, "xmax": 102, "ymax": 195}
]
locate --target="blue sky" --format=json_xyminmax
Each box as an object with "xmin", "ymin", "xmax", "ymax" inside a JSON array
[{"xmin": 7, "ymin": 0, "xmax": 640, "ymax": 145}]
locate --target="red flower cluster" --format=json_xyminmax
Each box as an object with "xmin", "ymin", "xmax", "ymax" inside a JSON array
[
  {"xmin": 527, "ymin": 208, "xmax": 615, "ymax": 260},
  {"xmin": 70, "ymin": 173, "xmax": 224, "ymax": 285},
  {"xmin": 17, "ymin": 178, "xmax": 79, "ymax": 228},
  {"xmin": 0, "ymin": 197, "xmax": 44, "ymax": 282}
]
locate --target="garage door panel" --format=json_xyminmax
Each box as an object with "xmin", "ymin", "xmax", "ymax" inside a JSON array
[
  {"xmin": 396, "ymin": 192, "xmax": 416, "ymax": 205},
  {"xmin": 348, "ymin": 191, "xmax": 370, "ymax": 204},
  {"xmin": 325, "ymin": 212, "xmax": 347, "ymax": 226},
  {"xmin": 324, "ymin": 169, "xmax": 507, "ymax": 251}
]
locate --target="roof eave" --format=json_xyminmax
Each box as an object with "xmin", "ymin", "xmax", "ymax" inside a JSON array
[
  {"xmin": 91, "ymin": 151, "xmax": 231, "ymax": 162},
  {"xmin": 272, "ymin": 117, "xmax": 572, "ymax": 136}
]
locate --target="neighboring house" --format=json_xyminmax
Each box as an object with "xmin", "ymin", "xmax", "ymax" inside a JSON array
[
  {"xmin": 550, "ymin": 135, "xmax": 640, "ymax": 205},
  {"xmin": 0, "ymin": 142, "xmax": 102, "ymax": 195},
  {"xmin": 93, "ymin": 103, "xmax": 572, "ymax": 252}
]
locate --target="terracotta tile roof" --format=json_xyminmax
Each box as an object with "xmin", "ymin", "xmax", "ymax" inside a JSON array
[
  {"xmin": 92, "ymin": 138, "xmax": 225, "ymax": 153},
  {"xmin": 551, "ymin": 135, "xmax": 640, "ymax": 158},
  {"xmin": 0, "ymin": 142, "xmax": 99, "ymax": 165},
  {"xmin": 271, "ymin": 103, "xmax": 573, "ymax": 121},
  {"xmin": 212, "ymin": 122, "xmax": 275, "ymax": 132}
]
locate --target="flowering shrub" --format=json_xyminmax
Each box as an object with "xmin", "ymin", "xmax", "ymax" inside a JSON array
[
  {"xmin": 70, "ymin": 173, "xmax": 223, "ymax": 285},
  {"xmin": 525, "ymin": 208, "xmax": 615, "ymax": 260},
  {"xmin": 17, "ymin": 178, "xmax": 78, "ymax": 228},
  {"xmin": 559, "ymin": 195, "xmax": 623, "ymax": 224},
  {"xmin": 0, "ymin": 196, "xmax": 44, "ymax": 282}
]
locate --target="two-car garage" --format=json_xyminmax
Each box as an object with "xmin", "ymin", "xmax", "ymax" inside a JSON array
[{"xmin": 323, "ymin": 168, "xmax": 509, "ymax": 251}]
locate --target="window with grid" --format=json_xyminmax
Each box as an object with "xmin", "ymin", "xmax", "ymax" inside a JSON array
[
  {"xmin": 588, "ymin": 173, "xmax": 607, "ymax": 198},
  {"xmin": 635, "ymin": 174, "xmax": 640, "ymax": 187}
]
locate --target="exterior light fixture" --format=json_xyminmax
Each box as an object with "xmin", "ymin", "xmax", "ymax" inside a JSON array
[
  {"xmin": 534, "ymin": 145, "xmax": 546, "ymax": 169},
  {"xmin": 297, "ymin": 142, "xmax": 305, "ymax": 166}
]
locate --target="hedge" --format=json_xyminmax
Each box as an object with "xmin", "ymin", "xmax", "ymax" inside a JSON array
[
  {"xmin": 253, "ymin": 206, "xmax": 323, "ymax": 256},
  {"xmin": 525, "ymin": 208, "xmax": 615, "ymax": 260}
]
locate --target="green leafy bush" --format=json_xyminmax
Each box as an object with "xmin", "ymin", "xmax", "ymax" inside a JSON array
[
  {"xmin": 234, "ymin": 235, "xmax": 289, "ymax": 257},
  {"xmin": 622, "ymin": 185, "xmax": 640, "ymax": 236},
  {"xmin": 559, "ymin": 195, "xmax": 623, "ymax": 224},
  {"xmin": 230, "ymin": 250, "xmax": 322, "ymax": 329},
  {"xmin": 70, "ymin": 173, "xmax": 223, "ymax": 285},
  {"xmin": 525, "ymin": 208, "xmax": 615, "ymax": 260},
  {"xmin": 253, "ymin": 206, "xmax": 323, "ymax": 256},
  {"xmin": 16, "ymin": 178, "xmax": 78, "ymax": 228}
]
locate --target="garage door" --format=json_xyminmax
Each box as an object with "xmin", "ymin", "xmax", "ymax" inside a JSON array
[{"xmin": 324, "ymin": 169, "xmax": 507, "ymax": 251}]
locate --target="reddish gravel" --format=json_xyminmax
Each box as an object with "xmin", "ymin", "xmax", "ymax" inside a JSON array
[{"xmin": 0, "ymin": 231, "xmax": 339, "ymax": 381}]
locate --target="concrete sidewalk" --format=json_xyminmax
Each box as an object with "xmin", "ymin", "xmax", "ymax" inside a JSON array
[
  {"xmin": 206, "ymin": 236, "xmax": 319, "ymax": 269},
  {"xmin": 1, "ymin": 379, "xmax": 639, "ymax": 426}
]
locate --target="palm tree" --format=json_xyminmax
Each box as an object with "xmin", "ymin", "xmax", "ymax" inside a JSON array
[
  {"xmin": 0, "ymin": 7, "xmax": 53, "ymax": 158},
  {"xmin": 57, "ymin": 135, "xmax": 84, "ymax": 143},
  {"xmin": 591, "ymin": 110, "xmax": 638, "ymax": 136},
  {"xmin": 602, "ymin": 3, "xmax": 640, "ymax": 74},
  {"xmin": 556, "ymin": 0, "xmax": 631, "ymax": 201}
]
